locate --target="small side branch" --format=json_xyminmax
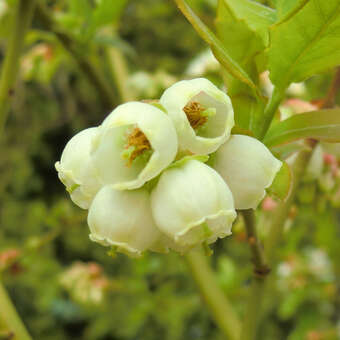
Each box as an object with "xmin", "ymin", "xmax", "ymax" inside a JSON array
[
  {"xmin": 240, "ymin": 209, "xmax": 270, "ymax": 340},
  {"xmin": 0, "ymin": 0, "xmax": 36, "ymax": 134},
  {"xmin": 258, "ymin": 87, "xmax": 284, "ymax": 140},
  {"xmin": 242, "ymin": 209, "xmax": 270, "ymax": 278},
  {"xmin": 0, "ymin": 281, "xmax": 32, "ymax": 340},
  {"xmin": 240, "ymin": 149, "xmax": 313, "ymax": 340},
  {"xmin": 322, "ymin": 67, "xmax": 340, "ymax": 108},
  {"xmin": 185, "ymin": 248, "xmax": 241, "ymax": 340},
  {"xmin": 35, "ymin": 3, "xmax": 118, "ymax": 109}
]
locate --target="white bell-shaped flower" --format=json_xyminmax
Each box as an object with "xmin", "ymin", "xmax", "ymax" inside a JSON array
[
  {"xmin": 151, "ymin": 159, "xmax": 236, "ymax": 248},
  {"xmin": 160, "ymin": 78, "xmax": 234, "ymax": 154},
  {"xmin": 214, "ymin": 135, "xmax": 282, "ymax": 210},
  {"xmin": 91, "ymin": 102, "xmax": 178, "ymax": 190},
  {"xmin": 88, "ymin": 186, "xmax": 166, "ymax": 257},
  {"xmin": 55, "ymin": 127, "xmax": 101, "ymax": 209}
]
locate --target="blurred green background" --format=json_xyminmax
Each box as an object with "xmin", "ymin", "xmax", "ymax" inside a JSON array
[{"xmin": 0, "ymin": 0, "xmax": 340, "ymax": 339}]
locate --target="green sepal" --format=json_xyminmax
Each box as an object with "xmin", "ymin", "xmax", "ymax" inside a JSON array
[
  {"xmin": 167, "ymin": 155, "xmax": 209, "ymax": 169},
  {"xmin": 267, "ymin": 161, "xmax": 292, "ymax": 201}
]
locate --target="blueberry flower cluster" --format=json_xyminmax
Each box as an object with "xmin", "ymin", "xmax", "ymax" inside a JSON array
[{"xmin": 56, "ymin": 78, "xmax": 282, "ymax": 257}]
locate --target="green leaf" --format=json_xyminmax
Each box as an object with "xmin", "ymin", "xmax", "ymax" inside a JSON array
[
  {"xmin": 174, "ymin": 0, "xmax": 259, "ymax": 93},
  {"xmin": 275, "ymin": 0, "xmax": 309, "ymax": 23},
  {"xmin": 270, "ymin": 141, "xmax": 311, "ymax": 159},
  {"xmin": 216, "ymin": 0, "xmax": 265, "ymax": 65},
  {"xmin": 267, "ymin": 161, "xmax": 292, "ymax": 200},
  {"xmin": 264, "ymin": 109, "xmax": 340, "ymax": 146},
  {"xmin": 221, "ymin": 0, "xmax": 276, "ymax": 45},
  {"xmin": 68, "ymin": 0, "xmax": 92, "ymax": 18},
  {"xmin": 215, "ymin": 0, "xmax": 266, "ymax": 132},
  {"xmin": 92, "ymin": 0, "xmax": 128, "ymax": 28},
  {"xmin": 269, "ymin": 0, "xmax": 340, "ymax": 90},
  {"xmin": 227, "ymin": 93, "xmax": 266, "ymax": 132},
  {"xmin": 168, "ymin": 155, "xmax": 209, "ymax": 169},
  {"xmin": 278, "ymin": 288, "xmax": 306, "ymax": 320}
]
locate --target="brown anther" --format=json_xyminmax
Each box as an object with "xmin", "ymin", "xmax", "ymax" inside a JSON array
[
  {"xmin": 183, "ymin": 101, "xmax": 207, "ymax": 130},
  {"xmin": 125, "ymin": 128, "xmax": 151, "ymax": 166}
]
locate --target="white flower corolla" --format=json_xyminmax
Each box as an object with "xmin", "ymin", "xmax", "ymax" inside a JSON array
[
  {"xmin": 160, "ymin": 78, "xmax": 234, "ymax": 155},
  {"xmin": 151, "ymin": 160, "xmax": 236, "ymax": 248},
  {"xmin": 91, "ymin": 102, "xmax": 178, "ymax": 190},
  {"xmin": 88, "ymin": 186, "xmax": 166, "ymax": 257},
  {"xmin": 55, "ymin": 127, "xmax": 101, "ymax": 209},
  {"xmin": 260, "ymin": 71, "xmax": 306, "ymax": 98},
  {"xmin": 214, "ymin": 135, "xmax": 282, "ymax": 210},
  {"xmin": 185, "ymin": 50, "xmax": 219, "ymax": 77}
]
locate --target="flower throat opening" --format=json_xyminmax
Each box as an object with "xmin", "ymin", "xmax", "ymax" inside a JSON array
[
  {"xmin": 183, "ymin": 101, "xmax": 216, "ymax": 130},
  {"xmin": 122, "ymin": 127, "xmax": 151, "ymax": 166}
]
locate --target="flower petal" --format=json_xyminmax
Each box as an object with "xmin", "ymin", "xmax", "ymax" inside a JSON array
[
  {"xmin": 92, "ymin": 102, "xmax": 178, "ymax": 190},
  {"xmin": 55, "ymin": 127, "xmax": 101, "ymax": 209},
  {"xmin": 160, "ymin": 78, "xmax": 234, "ymax": 154},
  {"xmin": 151, "ymin": 160, "xmax": 236, "ymax": 249},
  {"xmin": 214, "ymin": 135, "xmax": 282, "ymax": 210},
  {"xmin": 88, "ymin": 186, "xmax": 165, "ymax": 257}
]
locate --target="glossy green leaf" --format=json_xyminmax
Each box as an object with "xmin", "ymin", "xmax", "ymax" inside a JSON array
[
  {"xmin": 221, "ymin": 0, "xmax": 276, "ymax": 45},
  {"xmin": 269, "ymin": 0, "xmax": 340, "ymax": 90},
  {"xmin": 68, "ymin": 0, "xmax": 92, "ymax": 18},
  {"xmin": 227, "ymin": 93, "xmax": 265, "ymax": 132},
  {"xmin": 174, "ymin": 0, "xmax": 259, "ymax": 93},
  {"xmin": 267, "ymin": 161, "xmax": 292, "ymax": 201},
  {"xmin": 264, "ymin": 109, "xmax": 340, "ymax": 146},
  {"xmin": 215, "ymin": 0, "xmax": 266, "ymax": 132},
  {"xmin": 216, "ymin": 0, "xmax": 265, "ymax": 66},
  {"xmin": 275, "ymin": 0, "xmax": 309, "ymax": 22},
  {"xmin": 92, "ymin": 0, "xmax": 128, "ymax": 28},
  {"xmin": 270, "ymin": 141, "xmax": 311, "ymax": 159}
]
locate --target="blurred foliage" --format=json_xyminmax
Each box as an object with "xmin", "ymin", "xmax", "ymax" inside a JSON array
[{"xmin": 0, "ymin": 0, "xmax": 340, "ymax": 339}]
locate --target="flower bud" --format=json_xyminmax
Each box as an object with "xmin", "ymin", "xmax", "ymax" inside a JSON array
[
  {"xmin": 88, "ymin": 186, "xmax": 166, "ymax": 257},
  {"xmin": 214, "ymin": 135, "xmax": 282, "ymax": 210},
  {"xmin": 151, "ymin": 160, "xmax": 236, "ymax": 248},
  {"xmin": 160, "ymin": 78, "xmax": 234, "ymax": 154},
  {"xmin": 55, "ymin": 127, "xmax": 101, "ymax": 209},
  {"xmin": 321, "ymin": 142, "xmax": 340, "ymax": 159},
  {"xmin": 91, "ymin": 102, "xmax": 178, "ymax": 190},
  {"xmin": 59, "ymin": 261, "xmax": 109, "ymax": 305}
]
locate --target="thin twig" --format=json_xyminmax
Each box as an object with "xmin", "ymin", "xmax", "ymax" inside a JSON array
[
  {"xmin": 185, "ymin": 248, "xmax": 241, "ymax": 340},
  {"xmin": 0, "ymin": 1, "xmax": 36, "ymax": 338},
  {"xmin": 322, "ymin": 67, "xmax": 340, "ymax": 109},
  {"xmin": 258, "ymin": 87, "xmax": 284, "ymax": 140},
  {"xmin": 0, "ymin": 281, "xmax": 32, "ymax": 340},
  {"xmin": 105, "ymin": 47, "xmax": 134, "ymax": 102},
  {"xmin": 240, "ymin": 209, "xmax": 270, "ymax": 340},
  {"xmin": 240, "ymin": 149, "xmax": 312, "ymax": 340},
  {"xmin": 242, "ymin": 210, "xmax": 270, "ymax": 278},
  {"xmin": 35, "ymin": 3, "xmax": 119, "ymax": 110},
  {"xmin": 0, "ymin": 0, "xmax": 36, "ymax": 134}
]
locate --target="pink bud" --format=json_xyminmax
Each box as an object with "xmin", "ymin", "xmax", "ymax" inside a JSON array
[
  {"xmin": 88, "ymin": 262, "xmax": 102, "ymax": 278},
  {"xmin": 284, "ymin": 99, "xmax": 318, "ymax": 114},
  {"xmin": 261, "ymin": 197, "xmax": 278, "ymax": 211},
  {"xmin": 323, "ymin": 153, "xmax": 337, "ymax": 165}
]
